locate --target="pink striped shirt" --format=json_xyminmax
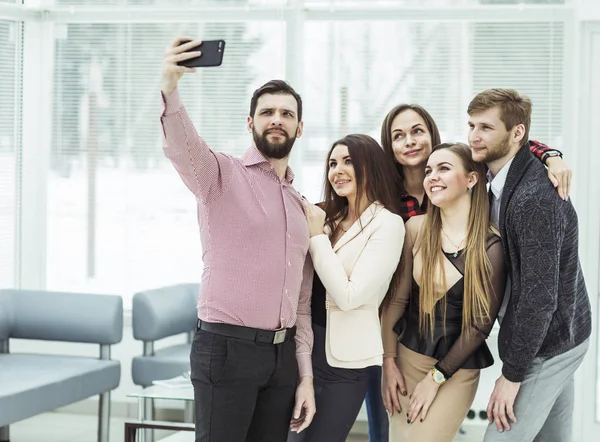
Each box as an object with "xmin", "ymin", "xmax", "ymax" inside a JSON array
[{"xmin": 160, "ymin": 89, "xmax": 313, "ymax": 377}]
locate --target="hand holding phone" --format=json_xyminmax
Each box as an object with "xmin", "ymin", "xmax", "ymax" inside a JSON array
[
  {"xmin": 161, "ymin": 37, "xmax": 202, "ymax": 94},
  {"xmin": 176, "ymin": 39, "xmax": 226, "ymax": 68}
]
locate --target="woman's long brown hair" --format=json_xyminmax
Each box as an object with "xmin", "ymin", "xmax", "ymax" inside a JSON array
[
  {"xmin": 417, "ymin": 142, "xmax": 497, "ymax": 339},
  {"xmin": 322, "ymin": 134, "xmax": 401, "ymax": 238}
]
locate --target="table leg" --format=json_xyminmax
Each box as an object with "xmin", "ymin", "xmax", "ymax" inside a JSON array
[{"xmin": 137, "ymin": 398, "xmax": 145, "ymax": 442}]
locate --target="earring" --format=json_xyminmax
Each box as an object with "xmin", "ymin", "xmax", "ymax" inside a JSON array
[{"xmin": 467, "ymin": 188, "xmax": 473, "ymax": 195}]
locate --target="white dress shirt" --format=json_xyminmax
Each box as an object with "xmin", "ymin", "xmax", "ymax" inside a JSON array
[{"xmin": 486, "ymin": 156, "xmax": 515, "ymax": 324}]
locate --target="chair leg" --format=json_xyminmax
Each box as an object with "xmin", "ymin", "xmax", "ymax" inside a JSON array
[
  {"xmin": 98, "ymin": 391, "xmax": 110, "ymax": 442},
  {"xmin": 0, "ymin": 425, "xmax": 9, "ymax": 442}
]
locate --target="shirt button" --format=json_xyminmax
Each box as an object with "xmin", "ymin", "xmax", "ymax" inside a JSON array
[
  {"xmin": 288, "ymin": 261, "xmax": 292, "ymax": 267},
  {"xmin": 287, "ymin": 233, "xmax": 291, "ymax": 238},
  {"xmin": 284, "ymin": 289, "xmax": 288, "ymax": 294}
]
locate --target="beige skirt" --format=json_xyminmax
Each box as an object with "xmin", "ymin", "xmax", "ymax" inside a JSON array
[{"xmin": 389, "ymin": 344, "xmax": 481, "ymax": 442}]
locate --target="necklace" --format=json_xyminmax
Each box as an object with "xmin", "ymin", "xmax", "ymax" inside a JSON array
[
  {"xmin": 339, "ymin": 218, "xmax": 356, "ymax": 234},
  {"xmin": 441, "ymin": 227, "xmax": 467, "ymax": 258}
]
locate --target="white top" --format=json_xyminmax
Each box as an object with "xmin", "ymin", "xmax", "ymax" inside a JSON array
[
  {"xmin": 486, "ymin": 156, "xmax": 516, "ymax": 324},
  {"xmin": 309, "ymin": 203, "xmax": 405, "ymax": 368},
  {"xmin": 487, "ymin": 156, "xmax": 515, "ymax": 227}
]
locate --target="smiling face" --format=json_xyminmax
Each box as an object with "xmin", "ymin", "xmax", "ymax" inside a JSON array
[
  {"xmin": 390, "ymin": 109, "xmax": 433, "ymax": 169},
  {"xmin": 327, "ymin": 144, "xmax": 357, "ymax": 200},
  {"xmin": 424, "ymin": 149, "xmax": 477, "ymax": 209},
  {"xmin": 248, "ymin": 93, "xmax": 303, "ymax": 159}
]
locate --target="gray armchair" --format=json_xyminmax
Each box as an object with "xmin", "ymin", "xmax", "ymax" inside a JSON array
[
  {"xmin": 0, "ymin": 289, "xmax": 123, "ymax": 442},
  {"xmin": 131, "ymin": 283, "xmax": 198, "ymax": 422}
]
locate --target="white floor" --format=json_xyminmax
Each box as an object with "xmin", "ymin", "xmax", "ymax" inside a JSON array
[{"xmin": 9, "ymin": 411, "xmax": 487, "ymax": 442}]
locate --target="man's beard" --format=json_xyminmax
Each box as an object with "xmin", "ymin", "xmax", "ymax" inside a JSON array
[
  {"xmin": 253, "ymin": 127, "xmax": 298, "ymax": 160},
  {"xmin": 476, "ymin": 132, "xmax": 512, "ymax": 163}
]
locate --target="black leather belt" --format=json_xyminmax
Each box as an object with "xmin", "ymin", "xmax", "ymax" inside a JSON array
[{"xmin": 197, "ymin": 319, "xmax": 295, "ymax": 345}]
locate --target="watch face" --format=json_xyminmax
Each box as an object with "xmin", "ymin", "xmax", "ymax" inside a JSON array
[{"xmin": 433, "ymin": 370, "xmax": 444, "ymax": 383}]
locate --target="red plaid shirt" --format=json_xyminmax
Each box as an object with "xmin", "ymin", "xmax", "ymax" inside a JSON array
[{"xmin": 398, "ymin": 140, "xmax": 554, "ymax": 222}]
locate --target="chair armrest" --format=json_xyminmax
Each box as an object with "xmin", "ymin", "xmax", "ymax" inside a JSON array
[
  {"xmin": 132, "ymin": 283, "xmax": 198, "ymax": 341},
  {"xmin": 0, "ymin": 289, "xmax": 123, "ymax": 345}
]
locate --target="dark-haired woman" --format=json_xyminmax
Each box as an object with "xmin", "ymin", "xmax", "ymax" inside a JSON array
[{"xmin": 287, "ymin": 134, "xmax": 405, "ymax": 442}]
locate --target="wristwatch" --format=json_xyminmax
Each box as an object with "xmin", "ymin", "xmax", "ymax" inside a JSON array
[
  {"xmin": 430, "ymin": 366, "xmax": 447, "ymax": 385},
  {"xmin": 541, "ymin": 150, "xmax": 562, "ymax": 165}
]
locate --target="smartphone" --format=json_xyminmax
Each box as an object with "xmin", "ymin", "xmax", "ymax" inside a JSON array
[{"xmin": 177, "ymin": 39, "xmax": 225, "ymax": 68}]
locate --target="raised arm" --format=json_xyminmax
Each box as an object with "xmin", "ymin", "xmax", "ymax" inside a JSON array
[
  {"xmin": 529, "ymin": 140, "xmax": 572, "ymax": 200},
  {"xmin": 160, "ymin": 37, "xmax": 233, "ymax": 203}
]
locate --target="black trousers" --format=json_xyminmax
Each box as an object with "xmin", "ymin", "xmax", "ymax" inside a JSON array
[
  {"xmin": 288, "ymin": 324, "xmax": 369, "ymax": 442},
  {"xmin": 190, "ymin": 327, "xmax": 298, "ymax": 442}
]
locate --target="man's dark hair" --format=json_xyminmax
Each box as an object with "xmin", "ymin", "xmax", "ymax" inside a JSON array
[{"xmin": 249, "ymin": 80, "xmax": 303, "ymax": 121}]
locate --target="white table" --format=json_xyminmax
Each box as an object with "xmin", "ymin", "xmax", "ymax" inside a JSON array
[{"xmin": 126, "ymin": 376, "xmax": 194, "ymax": 442}]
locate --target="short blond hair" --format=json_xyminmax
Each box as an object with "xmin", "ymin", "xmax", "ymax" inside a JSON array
[{"xmin": 468, "ymin": 88, "xmax": 532, "ymax": 143}]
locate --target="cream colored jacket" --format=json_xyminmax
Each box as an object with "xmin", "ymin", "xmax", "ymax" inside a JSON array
[{"xmin": 309, "ymin": 202, "xmax": 405, "ymax": 368}]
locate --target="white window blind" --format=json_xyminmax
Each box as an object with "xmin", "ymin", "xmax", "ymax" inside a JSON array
[
  {"xmin": 48, "ymin": 21, "xmax": 286, "ymax": 304},
  {"xmin": 299, "ymin": 18, "xmax": 564, "ymax": 201},
  {"xmin": 0, "ymin": 20, "xmax": 18, "ymax": 289}
]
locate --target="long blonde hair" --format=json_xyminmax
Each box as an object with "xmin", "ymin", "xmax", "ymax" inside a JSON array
[{"xmin": 417, "ymin": 142, "xmax": 498, "ymax": 339}]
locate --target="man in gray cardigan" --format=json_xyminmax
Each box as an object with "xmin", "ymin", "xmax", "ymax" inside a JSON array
[{"xmin": 467, "ymin": 88, "xmax": 592, "ymax": 442}]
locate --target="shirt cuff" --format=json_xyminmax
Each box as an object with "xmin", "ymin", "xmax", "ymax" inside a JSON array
[
  {"xmin": 160, "ymin": 88, "xmax": 183, "ymax": 116},
  {"xmin": 501, "ymin": 363, "xmax": 526, "ymax": 383},
  {"xmin": 296, "ymin": 353, "xmax": 313, "ymax": 379}
]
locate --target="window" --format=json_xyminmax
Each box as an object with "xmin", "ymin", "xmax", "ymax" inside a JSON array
[
  {"xmin": 0, "ymin": 20, "xmax": 19, "ymax": 289},
  {"xmin": 299, "ymin": 20, "xmax": 564, "ymax": 201},
  {"xmin": 47, "ymin": 21, "xmax": 285, "ymax": 305}
]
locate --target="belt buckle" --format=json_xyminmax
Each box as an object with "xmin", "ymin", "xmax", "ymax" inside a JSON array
[{"xmin": 273, "ymin": 329, "xmax": 287, "ymax": 344}]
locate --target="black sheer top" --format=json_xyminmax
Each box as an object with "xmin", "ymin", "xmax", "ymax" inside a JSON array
[
  {"xmin": 382, "ymin": 218, "xmax": 507, "ymax": 379},
  {"xmin": 393, "ymin": 242, "xmax": 505, "ymax": 377}
]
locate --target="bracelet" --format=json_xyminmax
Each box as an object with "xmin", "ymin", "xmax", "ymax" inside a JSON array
[{"xmin": 542, "ymin": 150, "xmax": 563, "ymax": 165}]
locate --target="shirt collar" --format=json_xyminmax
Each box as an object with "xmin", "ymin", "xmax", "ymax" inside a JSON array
[
  {"xmin": 486, "ymin": 156, "xmax": 515, "ymax": 199},
  {"xmin": 241, "ymin": 145, "xmax": 295, "ymax": 183}
]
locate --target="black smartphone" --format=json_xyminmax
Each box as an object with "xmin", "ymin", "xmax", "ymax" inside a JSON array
[{"xmin": 177, "ymin": 39, "xmax": 225, "ymax": 68}]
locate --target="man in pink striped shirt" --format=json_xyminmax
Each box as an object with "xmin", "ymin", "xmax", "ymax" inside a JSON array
[{"xmin": 160, "ymin": 37, "xmax": 315, "ymax": 441}]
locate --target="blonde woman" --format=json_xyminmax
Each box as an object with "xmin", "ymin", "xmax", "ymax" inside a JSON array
[{"xmin": 381, "ymin": 142, "xmax": 507, "ymax": 441}]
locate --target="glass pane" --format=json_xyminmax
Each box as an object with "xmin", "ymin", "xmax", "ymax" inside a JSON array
[{"xmin": 0, "ymin": 20, "xmax": 18, "ymax": 288}]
